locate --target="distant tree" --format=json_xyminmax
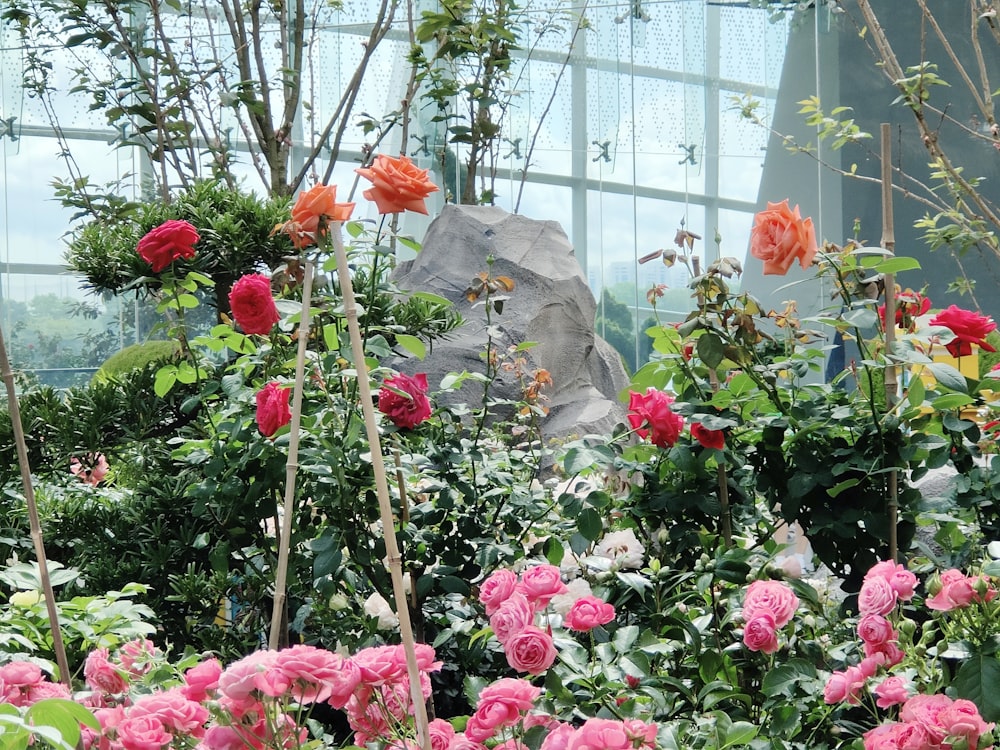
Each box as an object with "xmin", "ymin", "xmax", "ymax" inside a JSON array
[{"xmin": 595, "ymin": 289, "xmax": 636, "ymax": 373}]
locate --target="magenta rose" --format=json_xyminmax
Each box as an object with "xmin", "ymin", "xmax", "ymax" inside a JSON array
[
  {"xmin": 479, "ymin": 569, "xmax": 519, "ymax": 615},
  {"xmin": 229, "ymin": 274, "xmax": 280, "ymax": 335},
  {"xmin": 504, "ymin": 626, "xmax": 557, "ymax": 675},
  {"xmin": 930, "ymin": 305, "xmax": 997, "ymax": 357},
  {"xmin": 742, "ymin": 613, "xmax": 779, "ymax": 654},
  {"xmin": 742, "ymin": 579, "xmax": 799, "ymax": 627},
  {"xmin": 137, "ymin": 219, "xmax": 199, "ymax": 273},
  {"xmin": 378, "ymin": 373, "xmax": 432, "ymax": 429},
  {"xmin": 564, "ymin": 596, "xmax": 615, "ymax": 632},
  {"xmin": 255, "ymin": 381, "xmax": 292, "ymax": 437},
  {"xmin": 517, "ymin": 564, "xmax": 567, "ymax": 609},
  {"xmin": 490, "ymin": 592, "xmax": 534, "ymax": 644},
  {"xmin": 627, "ymin": 388, "xmax": 684, "ymax": 448}
]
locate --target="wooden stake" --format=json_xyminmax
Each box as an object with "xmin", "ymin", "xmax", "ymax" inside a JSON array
[
  {"xmin": 269, "ymin": 258, "xmax": 316, "ymax": 651},
  {"xmin": 880, "ymin": 122, "xmax": 899, "ymax": 562},
  {"xmin": 0, "ymin": 325, "xmax": 72, "ymax": 688},
  {"xmin": 331, "ymin": 227, "xmax": 432, "ymax": 750}
]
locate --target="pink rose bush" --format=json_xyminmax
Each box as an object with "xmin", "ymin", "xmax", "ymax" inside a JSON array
[
  {"xmin": 864, "ymin": 695, "xmax": 994, "ymax": 750},
  {"xmin": 477, "ymin": 565, "xmax": 618, "ymax": 676},
  {"xmin": 739, "ymin": 579, "xmax": 799, "ymax": 654}
]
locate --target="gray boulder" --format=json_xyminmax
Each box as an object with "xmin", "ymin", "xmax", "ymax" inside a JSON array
[{"xmin": 391, "ymin": 205, "xmax": 629, "ymax": 440}]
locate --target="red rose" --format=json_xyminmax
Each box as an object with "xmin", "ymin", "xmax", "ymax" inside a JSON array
[
  {"xmin": 377, "ymin": 373, "xmax": 432, "ymax": 429},
  {"xmin": 356, "ymin": 155, "xmax": 439, "ymax": 215},
  {"xmin": 929, "ymin": 304, "xmax": 997, "ymax": 357},
  {"xmin": 627, "ymin": 388, "xmax": 684, "ymax": 448},
  {"xmin": 137, "ymin": 219, "xmax": 199, "ymax": 273},
  {"xmin": 283, "ymin": 183, "xmax": 355, "ymax": 249},
  {"xmin": 878, "ymin": 290, "xmax": 931, "ymax": 331},
  {"xmin": 256, "ymin": 382, "xmax": 291, "ymax": 437},
  {"xmin": 749, "ymin": 200, "xmax": 818, "ymax": 276},
  {"xmin": 690, "ymin": 422, "xmax": 725, "ymax": 450},
  {"xmin": 229, "ymin": 274, "xmax": 280, "ymax": 335}
]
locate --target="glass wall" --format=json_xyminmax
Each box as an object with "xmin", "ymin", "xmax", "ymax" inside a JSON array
[{"xmin": 0, "ymin": 0, "xmax": 819, "ymax": 382}]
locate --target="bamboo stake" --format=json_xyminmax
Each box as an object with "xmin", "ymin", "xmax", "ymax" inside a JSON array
[
  {"xmin": 0, "ymin": 325, "xmax": 72, "ymax": 688},
  {"xmin": 268, "ymin": 258, "xmax": 316, "ymax": 651},
  {"xmin": 880, "ymin": 123, "xmax": 899, "ymax": 562},
  {"xmin": 331, "ymin": 227, "xmax": 432, "ymax": 750}
]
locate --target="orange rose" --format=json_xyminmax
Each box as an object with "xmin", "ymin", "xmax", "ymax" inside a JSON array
[
  {"xmin": 283, "ymin": 184, "xmax": 354, "ymax": 249},
  {"xmin": 749, "ymin": 200, "xmax": 818, "ymax": 276},
  {"xmin": 356, "ymin": 154, "xmax": 439, "ymax": 215}
]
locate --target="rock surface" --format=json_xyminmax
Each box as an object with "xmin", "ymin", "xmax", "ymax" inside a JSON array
[{"xmin": 391, "ymin": 205, "xmax": 629, "ymax": 441}]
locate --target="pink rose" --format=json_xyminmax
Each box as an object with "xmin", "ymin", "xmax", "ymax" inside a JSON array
[
  {"xmin": 863, "ymin": 724, "xmax": 909, "ymax": 750},
  {"xmin": 874, "ymin": 676, "xmax": 910, "ymax": 709},
  {"xmin": 117, "ymin": 715, "xmax": 172, "ymax": 750},
  {"xmin": 465, "ymin": 678, "xmax": 541, "ymax": 743},
  {"xmin": 70, "ymin": 453, "xmax": 110, "ymax": 487},
  {"xmin": 940, "ymin": 699, "xmax": 994, "ymax": 749},
  {"xmin": 25, "ymin": 680, "xmax": 71, "ymax": 704},
  {"xmin": 428, "ymin": 719, "xmax": 456, "ymax": 750},
  {"xmin": 118, "ymin": 639, "xmax": 157, "ymax": 677},
  {"xmin": 517, "ymin": 565, "xmax": 568, "ymax": 609},
  {"xmin": 265, "ymin": 645, "xmax": 353, "ymax": 704},
  {"xmin": 353, "ymin": 644, "xmax": 406, "ymax": 687},
  {"xmin": 229, "ymin": 273, "xmax": 280, "ymax": 336},
  {"xmin": 137, "ymin": 219, "xmax": 199, "ymax": 273},
  {"xmin": 622, "ymin": 720, "xmax": 657, "ymax": 747},
  {"xmin": 857, "ymin": 614, "xmax": 895, "ymax": 645},
  {"xmin": 504, "ymin": 626, "xmax": 558, "ymax": 675},
  {"xmin": 863, "ymin": 640, "xmax": 905, "ymax": 668},
  {"xmin": 85, "ymin": 648, "xmax": 129, "ymax": 695},
  {"xmin": 181, "ymin": 658, "xmax": 222, "ymax": 702},
  {"xmin": 539, "ymin": 724, "xmax": 576, "ymax": 750},
  {"xmin": 203, "ymin": 725, "xmax": 245, "ymax": 750},
  {"xmin": 858, "ymin": 655, "xmax": 885, "ymax": 679},
  {"xmin": 0, "ymin": 661, "xmax": 43, "ymax": 687},
  {"xmin": 823, "ymin": 666, "xmax": 865, "ymax": 705},
  {"xmin": 858, "ymin": 576, "xmax": 897, "ymax": 615},
  {"xmin": 901, "ymin": 694, "xmax": 953, "ymax": 745},
  {"xmin": 742, "ymin": 579, "xmax": 799, "ymax": 628},
  {"xmin": 490, "ymin": 592, "xmax": 535, "ymax": 644},
  {"xmin": 865, "ymin": 560, "xmax": 918, "ymax": 601},
  {"xmin": 218, "ymin": 651, "xmax": 276, "ymax": 713},
  {"xmin": 926, "ymin": 569, "xmax": 996, "ymax": 611},
  {"xmin": 450, "ymin": 737, "xmax": 489, "ymax": 750},
  {"xmin": 479, "ymin": 569, "xmax": 519, "ymax": 615},
  {"xmin": 742, "ymin": 613, "xmax": 779, "ymax": 654},
  {"xmin": 567, "ymin": 719, "xmax": 632, "ymax": 750},
  {"xmin": 378, "ymin": 373, "xmax": 432, "ymax": 429},
  {"xmin": 627, "ymin": 389, "xmax": 685, "ymax": 448},
  {"xmin": 563, "ymin": 596, "xmax": 615, "ymax": 632},
  {"xmin": 256, "ymin": 382, "xmax": 292, "ymax": 437},
  {"xmin": 129, "ymin": 688, "xmax": 209, "ymax": 737}
]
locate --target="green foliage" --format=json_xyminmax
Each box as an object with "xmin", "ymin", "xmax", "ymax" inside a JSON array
[{"xmin": 93, "ymin": 341, "xmax": 179, "ymax": 384}]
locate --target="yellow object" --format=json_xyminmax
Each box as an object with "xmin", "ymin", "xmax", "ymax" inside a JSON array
[{"xmin": 918, "ymin": 350, "xmax": 979, "ymax": 389}]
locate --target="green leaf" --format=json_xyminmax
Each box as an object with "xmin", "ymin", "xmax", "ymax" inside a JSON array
[
  {"xmin": 697, "ymin": 332, "xmax": 725, "ymax": 369},
  {"xmin": 930, "ymin": 393, "xmax": 975, "ymax": 410},
  {"xmin": 397, "ymin": 235, "xmax": 422, "ymax": 252},
  {"xmin": 26, "ymin": 699, "xmax": 100, "ymax": 749},
  {"xmin": 868, "ymin": 256, "xmax": 921, "ymax": 274},
  {"xmin": 544, "ymin": 537, "xmax": 564, "ymax": 567},
  {"xmin": 954, "ymin": 654, "xmax": 1000, "ymax": 721},
  {"xmin": 395, "ymin": 334, "xmax": 427, "ymax": 360},
  {"xmin": 907, "ymin": 375, "xmax": 925, "ymax": 407},
  {"xmin": 562, "ymin": 445, "xmax": 613, "ymax": 475},
  {"xmin": 926, "ymin": 362, "xmax": 969, "ymax": 393},
  {"xmin": 760, "ymin": 659, "xmax": 819, "ymax": 698},
  {"xmin": 828, "ymin": 477, "xmax": 861, "ymax": 498},
  {"xmin": 721, "ymin": 721, "xmax": 759, "ymax": 749},
  {"xmin": 154, "ymin": 365, "xmax": 178, "ymax": 397},
  {"xmin": 577, "ymin": 508, "xmax": 603, "ymax": 541}
]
